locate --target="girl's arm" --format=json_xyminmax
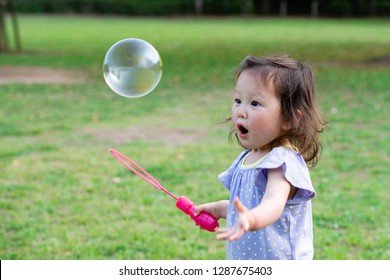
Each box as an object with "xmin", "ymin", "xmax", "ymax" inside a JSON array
[
  {"xmin": 216, "ymin": 167, "xmax": 291, "ymax": 241},
  {"xmin": 194, "ymin": 200, "xmax": 229, "ymax": 220}
]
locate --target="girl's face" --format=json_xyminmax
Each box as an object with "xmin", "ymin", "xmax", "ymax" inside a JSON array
[{"xmin": 231, "ymin": 71, "xmax": 289, "ymax": 151}]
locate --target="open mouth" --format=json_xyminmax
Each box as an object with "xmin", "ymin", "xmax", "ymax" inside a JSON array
[{"xmin": 237, "ymin": 124, "xmax": 248, "ymax": 135}]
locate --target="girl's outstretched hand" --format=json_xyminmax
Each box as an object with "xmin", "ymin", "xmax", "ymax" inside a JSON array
[{"xmin": 216, "ymin": 197, "xmax": 254, "ymax": 241}]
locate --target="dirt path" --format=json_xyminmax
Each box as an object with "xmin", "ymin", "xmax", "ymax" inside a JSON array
[{"xmin": 0, "ymin": 66, "xmax": 88, "ymax": 85}]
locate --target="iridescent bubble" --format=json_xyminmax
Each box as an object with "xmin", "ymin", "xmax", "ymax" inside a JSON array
[{"xmin": 103, "ymin": 38, "xmax": 162, "ymax": 98}]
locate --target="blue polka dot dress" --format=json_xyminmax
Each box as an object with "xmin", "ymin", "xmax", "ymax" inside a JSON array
[{"xmin": 219, "ymin": 147, "xmax": 316, "ymax": 260}]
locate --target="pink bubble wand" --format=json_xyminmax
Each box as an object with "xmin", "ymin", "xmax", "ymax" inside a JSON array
[{"xmin": 110, "ymin": 149, "xmax": 219, "ymax": 232}]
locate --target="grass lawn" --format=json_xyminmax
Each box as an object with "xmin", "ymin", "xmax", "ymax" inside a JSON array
[{"xmin": 0, "ymin": 15, "xmax": 389, "ymax": 259}]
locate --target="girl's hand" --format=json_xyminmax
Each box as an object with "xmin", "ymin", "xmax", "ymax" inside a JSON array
[
  {"xmin": 194, "ymin": 200, "xmax": 229, "ymax": 220},
  {"xmin": 216, "ymin": 197, "xmax": 254, "ymax": 241},
  {"xmin": 216, "ymin": 168, "xmax": 292, "ymax": 240}
]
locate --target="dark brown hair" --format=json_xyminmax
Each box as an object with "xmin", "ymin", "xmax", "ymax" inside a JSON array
[{"xmin": 229, "ymin": 55, "xmax": 327, "ymax": 167}]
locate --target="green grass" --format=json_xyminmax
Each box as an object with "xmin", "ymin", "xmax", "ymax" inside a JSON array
[{"xmin": 1, "ymin": 15, "xmax": 389, "ymax": 259}]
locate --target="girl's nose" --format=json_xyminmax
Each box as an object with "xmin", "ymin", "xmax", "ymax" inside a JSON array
[{"xmin": 238, "ymin": 106, "xmax": 247, "ymax": 119}]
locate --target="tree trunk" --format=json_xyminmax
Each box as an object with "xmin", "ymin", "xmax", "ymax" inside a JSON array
[
  {"xmin": 261, "ymin": 0, "xmax": 271, "ymax": 15},
  {"xmin": 311, "ymin": 0, "xmax": 319, "ymax": 17},
  {"xmin": 280, "ymin": 0, "xmax": 287, "ymax": 16},
  {"xmin": 10, "ymin": 0, "xmax": 21, "ymax": 51},
  {"xmin": 194, "ymin": 0, "xmax": 203, "ymax": 15},
  {"xmin": 369, "ymin": 0, "xmax": 377, "ymax": 16},
  {"xmin": 0, "ymin": 1, "xmax": 8, "ymax": 52},
  {"xmin": 223, "ymin": 0, "xmax": 230, "ymax": 15}
]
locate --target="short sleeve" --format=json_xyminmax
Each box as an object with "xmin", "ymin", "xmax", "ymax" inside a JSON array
[{"xmin": 258, "ymin": 147, "xmax": 315, "ymax": 204}]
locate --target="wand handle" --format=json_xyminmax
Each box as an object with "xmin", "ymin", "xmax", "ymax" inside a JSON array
[{"xmin": 176, "ymin": 196, "xmax": 219, "ymax": 232}]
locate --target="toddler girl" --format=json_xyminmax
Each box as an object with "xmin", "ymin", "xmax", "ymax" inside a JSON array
[{"xmin": 195, "ymin": 55, "xmax": 326, "ymax": 260}]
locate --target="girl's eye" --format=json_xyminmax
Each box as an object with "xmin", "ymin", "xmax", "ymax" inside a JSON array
[
  {"xmin": 234, "ymin": 98, "xmax": 241, "ymax": 104},
  {"xmin": 251, "ymin": 101, "xmax": 260, "ymax": 106}
]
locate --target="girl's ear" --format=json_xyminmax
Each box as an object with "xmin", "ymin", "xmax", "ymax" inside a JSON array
[{"xmin": 282, "ymin": 109, "xmax": 302, "ymax": 131}]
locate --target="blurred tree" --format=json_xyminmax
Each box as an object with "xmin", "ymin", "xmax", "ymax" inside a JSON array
[
  {"xmin": 280, "ymin": 0, "xmax": 287, "ymax": 16},
  {"xmin": 0, "ymin": 0, "xmax": 7, "ymax": 51},
  {"xmin": 1, "ymin": 0, "xmax": 21, "ymax": 52},
  {"xmin": 223, "ymin": 0, "xmax": 230, "ymax": 14},
  {"xmin": 261, "ymin": 0, "xmax": 271, "ymax": 14},
  {"xmin": 369, "ymin": 0, "xmax": 377, "ymax": 15},
  {"xmin": 10, "ymin": 0, "xmax": 390, "ymax": 17},
  {"xmin": 194, "ymin": 0, "xmax": 203, "ymax": 15},
  {"xmin": 326, "ymin": 0, "xmax": 352, "ymax": 16},
  {"xmin": 311, "ymin": 0, "xmax": 319, "ymax": 16}
]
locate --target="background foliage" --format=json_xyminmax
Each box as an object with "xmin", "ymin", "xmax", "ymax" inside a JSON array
[{"xmin": 13, "ymin": 0, "xmax": 390, "ymax": 17}]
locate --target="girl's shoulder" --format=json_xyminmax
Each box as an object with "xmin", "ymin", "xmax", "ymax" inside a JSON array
[
  {"xmin": 261, "ymin": 147, "xmax": 315, "ymax": 201},
  {"xmin": 219, "ymin": 148, "xmax": 315, "ymax": 200},
  {"xmin": 260, "ymin": 146, "xmax": 306, "ymax": 170},
  {"xmin": 223, "ymin": 147, "xmax": 304, "ymax": 171}
]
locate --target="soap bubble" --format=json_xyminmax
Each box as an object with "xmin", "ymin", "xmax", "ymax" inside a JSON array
[{"xmin": 103, "ymin": 38, "xmax": 162, "ymax": 98}]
